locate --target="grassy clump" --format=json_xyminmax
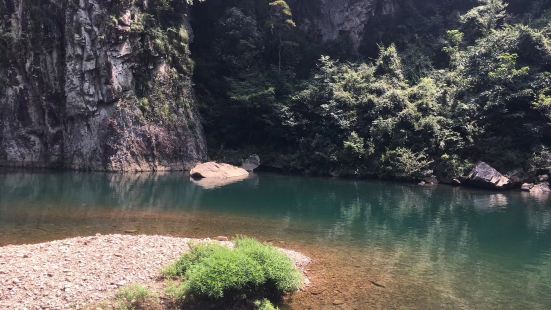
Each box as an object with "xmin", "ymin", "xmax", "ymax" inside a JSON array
[
  {"xmin": 163, "ymin": 237, "xmax": 302, "ymax": 307},
  {"xmin": 183, "ymin": 245, "xmax": 265, "ymax": 299},
  {"xmin": 115, "ymin": 284, "xmax": 157, "ymax": 310}
]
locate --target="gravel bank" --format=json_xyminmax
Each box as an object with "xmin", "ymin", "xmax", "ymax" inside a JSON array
[{"xmin": 0, "ymin": 234, "xmax": 310, "ymax": 309}]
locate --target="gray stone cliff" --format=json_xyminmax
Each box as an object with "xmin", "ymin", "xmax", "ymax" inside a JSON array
[
  {"xmin": 290, "ymin": 0, "xmax": 398, "ymax": 51},
  {"xmin": 0, "ymin": 0, "xmax": 206, "ymax": 171}
]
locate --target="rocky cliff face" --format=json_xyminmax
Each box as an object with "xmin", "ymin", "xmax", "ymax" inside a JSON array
[
  {"xmin": 290, "ymin": 0, "xmax": 398, "ymax": 52},
  {"xmin": 0, "ymin": 0, "xmax": 206, "ymax": 171}
]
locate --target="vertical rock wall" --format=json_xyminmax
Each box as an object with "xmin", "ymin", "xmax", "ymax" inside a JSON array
[
  {"xmin": 290, "ymin": 0, "xmax": 398, "ymax": 52},
  {"xmin": 0, "ymin": 0, "xmax": 206, "ymax": 171}
]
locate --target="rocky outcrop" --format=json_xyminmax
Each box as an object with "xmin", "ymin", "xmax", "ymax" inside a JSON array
[
  {"xmin": 241, "ymin": 154, "xmax": 260, "ymax": 172},
  {"xmin": 290, "ymin": 0, "xmax": 398, "ymax": 51},
  {"xmin": 190, "ymin": 162, "xmax": 249, "ymax": 189},
  {"xmin": 191, "ymin": 162, "xmax": 249, "ymax": 179},
  {"xmin": 465, "ymin": 162, "xmax": 512, "ymax": 190},
  {"xmin": 0, "ymin": 0, "xmax": 206, "ymax": 171},
  {"xmin": 521, "ymin": 183, "xmax": 534, "ymax": 191},
  {"xmin": 530, "ymin": 182, "xmax": 551, "ymax": 194}
]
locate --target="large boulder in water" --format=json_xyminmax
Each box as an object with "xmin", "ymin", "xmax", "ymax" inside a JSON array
[
  {"xmin": 190, "ymin": 162, "xmax": 249, "ymax": 189},
  {"xmin": 191, "ymin": 162, "xmax": 249, "ymax": 179},
  {"xmin": 241, "ymin": 154, "xmax": 261, "ymax": 172},
  {"xmin": 466, "ymin": 162, "xmax": 512, "ymax": 189}
]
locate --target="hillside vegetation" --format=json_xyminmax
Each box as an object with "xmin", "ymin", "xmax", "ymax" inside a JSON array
[{"xmin": 192, "ymin": 0, "xmax": 551, "ymax": 181}]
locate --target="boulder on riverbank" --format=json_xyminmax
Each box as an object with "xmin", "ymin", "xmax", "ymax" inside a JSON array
[
  {"xmin": 241, "ymin": 154, "xmax": 261, "ymax": 172},
  {"xmin": 190, "ymin": 162, "xmax": 249, "ymax": 189},
  {"xmin": 465, "ymin": 162, "xmax": 512, "ymax": 190},
  {"xmin": 530, "ymin": 182, "xmax": 551, "ymax": 194},
  {"xmin": 521, "ymin": 183, "xmax": 534, "ymax": 191}
]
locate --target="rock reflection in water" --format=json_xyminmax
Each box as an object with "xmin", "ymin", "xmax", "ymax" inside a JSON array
[{"xmin": 1, "ymin": 171, "xmax": 551, "ymax": 309}]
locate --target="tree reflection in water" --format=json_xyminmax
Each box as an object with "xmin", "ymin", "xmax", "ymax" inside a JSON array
[{"xmin": 0, "ymin": 171, "xmax": 550, "ymax": 308}]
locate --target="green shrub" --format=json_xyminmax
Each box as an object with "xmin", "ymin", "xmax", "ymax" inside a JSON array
[
  {"xmin": 161, "ymin": 243, "xmax": 221, "ymax": 278},
  {"xmin": 163, "ymin": 238, "xmax": 302, "ymax": 304},
  {"xmin": 183, "ymin": 246, "xmax": 265, "ymax": 299},
  {"xmin": 115, "ymin": 284, "xmax": 157, "ymax": 310},
  {"xmin": 380, "ymin": 147, "xmax": 433, "ymax": 180},
  {"xmin": 234, "ymin": 237, "xmax": 302, "ymax": 294}
]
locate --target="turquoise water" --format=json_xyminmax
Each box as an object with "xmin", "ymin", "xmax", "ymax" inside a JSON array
[{"xmin": 1, "ymin": 171, "xmax": 550, "ymax": 309}]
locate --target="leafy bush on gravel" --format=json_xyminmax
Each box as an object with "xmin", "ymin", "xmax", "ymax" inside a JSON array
[
  {"xmin": 163, "ymin": 237, "xmax": 302, "ymax": 307},
  {"xmin": 234, "ymin": 237, "xmax": 303, "ymax": 294}
]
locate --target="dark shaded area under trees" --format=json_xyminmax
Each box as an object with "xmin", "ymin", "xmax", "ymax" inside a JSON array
[{"xmin": 190, "ymin": 0, "xmax": 551, "ymax": 182}]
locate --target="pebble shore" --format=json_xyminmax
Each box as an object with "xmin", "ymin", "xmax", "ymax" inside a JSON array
[{"xmin": 0, "ymin": 234, "xmax": 310, "ymax": 309}]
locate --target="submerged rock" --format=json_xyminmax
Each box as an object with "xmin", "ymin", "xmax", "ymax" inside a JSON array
[
  {"xmin": 190, "ymin": 162, "xmax": 249, "ymax": 189},
  {"xmin": 465, "ymin": 162, "xmax": 511, "ymax": 189},
  {"xmin": 241, "ymin": 154, "xmax": 261, "ymax": 172}
]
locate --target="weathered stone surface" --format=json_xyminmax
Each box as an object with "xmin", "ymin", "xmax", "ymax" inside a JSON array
[
  {"xmin": 290, "ymin": 0, "xmax": 398, "ymax": 52},
  {"xmin": 241, "ymin": 154, "xmax": 261, "ymax": 172},
  {"xmin": 521, "ymin": 183, "xmax": 534, "ymax": 191},
  {"xmin": 190, "ymin": 162, "xmax": 249, "ymax": 189},
  {"xmin": 0, "ymin": 0, "xmax": 206, "ymax": 171},
  {"xmin": 530, "ymin": 182, "xmax": 551, "ymax": 194},
  {"xmin": 191, "ymin": 162, "xmax": 249, "ymax": 179},
  {"xmin": 466, "ymin": 162, "xmax": 511, "ymax": 189}
]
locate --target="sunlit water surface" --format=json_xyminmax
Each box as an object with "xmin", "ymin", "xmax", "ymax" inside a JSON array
[{"xmin": 1, "ymin": 171, "xmax": 550, "ymax": 309}]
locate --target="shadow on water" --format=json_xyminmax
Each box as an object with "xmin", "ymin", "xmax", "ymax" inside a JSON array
[{"xmin": 1, "ymin": 171, "xmax": 550, "ymax": 309}]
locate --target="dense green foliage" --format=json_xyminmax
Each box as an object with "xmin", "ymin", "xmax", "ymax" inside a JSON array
[
  {"xmin": 163, "ymin": 238, "xmax": 302, "ymax": 308},
  {"xmin": 192, "ymin": 0, "xmax": 551, "ymax": 181}
]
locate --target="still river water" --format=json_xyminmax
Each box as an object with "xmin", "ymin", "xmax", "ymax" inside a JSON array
[{"xmin": 1, "ymin": 171, "xmax": 550, "ymax": 309}]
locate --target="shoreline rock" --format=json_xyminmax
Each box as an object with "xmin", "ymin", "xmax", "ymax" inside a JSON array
[
  {"xmin": 529, "ymin": 182, "xmax": 551, "ymax": 195},
  {"xmin": 464, "ymin": 162, "xmax": 512, "ymax": 190},
  {"xmin": 0, "ymin": 234, "xmax": 310, "ymax": 309},
  {"xmin": 190, "ymin": 162, "xmax": 250, "ymax": 189},
  {"xmin": 190, "ymin": 162, "xmax": 249, "ymax": 179},
  {"xmin": 241, "ymin": 154, "xmax": 261, "ymax": 172}
]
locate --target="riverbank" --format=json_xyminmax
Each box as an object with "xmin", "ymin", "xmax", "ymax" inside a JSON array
[{"xmin": 0, "ymin": 234, "xmax": 310, "ymax": 309}]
